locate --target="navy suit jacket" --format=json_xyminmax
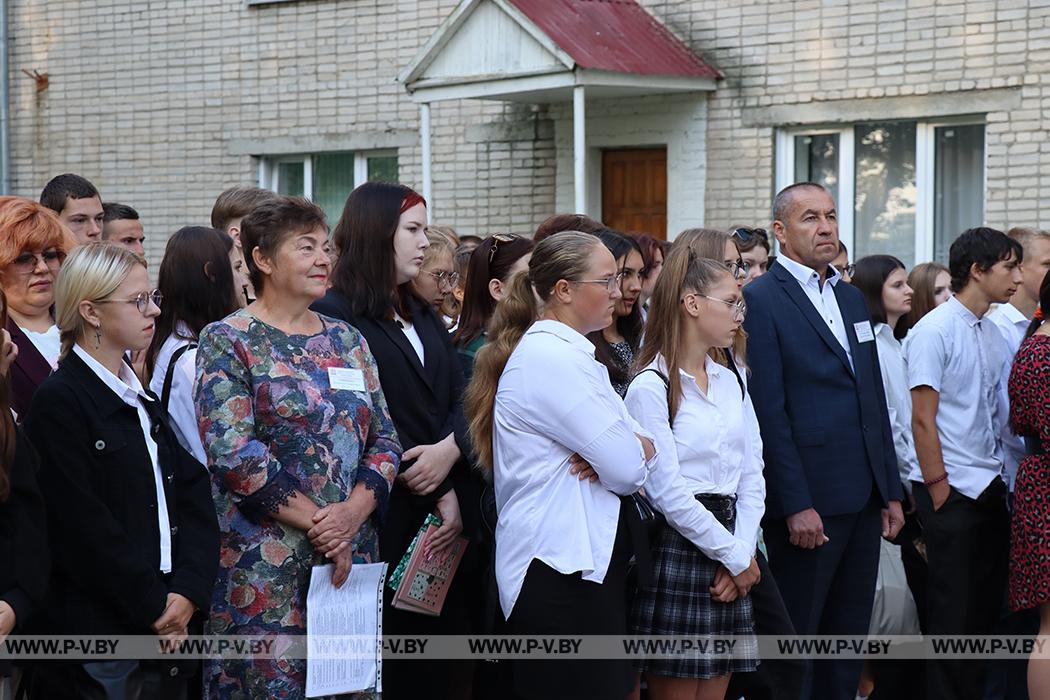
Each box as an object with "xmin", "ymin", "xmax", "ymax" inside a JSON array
[{"xmin": 743, "ymin": 260, "xmax": 903, "ymax": 520}]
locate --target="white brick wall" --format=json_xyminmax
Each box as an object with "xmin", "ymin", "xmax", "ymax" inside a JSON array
[{"xmin": 7, "ymin": 0, "xmax": 1050, "ymax": 261}]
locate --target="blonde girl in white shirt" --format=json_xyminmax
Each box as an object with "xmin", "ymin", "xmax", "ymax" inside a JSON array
[
  {"xmin": 465, "ymin": 230, "xmax": 656, "ymax": 700},
  {"xmin": 625, "ymin": 248, "xmax": 764, "ymax": 700}
]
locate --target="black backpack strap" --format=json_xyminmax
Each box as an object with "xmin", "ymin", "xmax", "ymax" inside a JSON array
[
  {"xmin": 161, "ymin": 343, "xmax": 197, "ymax": 414},
  {"xmin": 723, "ymin": 352, "xmax": 746, "ymax": 400}
]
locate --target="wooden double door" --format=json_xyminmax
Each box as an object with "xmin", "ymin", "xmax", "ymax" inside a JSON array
[{"xmin": 601, "ymin": 147, "xmax": 667, "ymax": 240}]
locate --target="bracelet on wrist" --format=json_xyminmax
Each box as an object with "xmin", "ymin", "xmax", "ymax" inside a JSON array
[{"xmin": 923, "ymin": 472, "xmax": 949, "ymax": 487}]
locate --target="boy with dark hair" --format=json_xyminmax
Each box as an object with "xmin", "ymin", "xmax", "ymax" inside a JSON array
[
  {"xmin": 39, "ymin": 173, "xmax": 104, "ymax": 245},
  {"xmin": 905, "ymin": 227, "xmax": 1023, "ymax": 700},
  {"xmin": 102, "ymin": 202, "xmax": 145, "ymax": 257}
]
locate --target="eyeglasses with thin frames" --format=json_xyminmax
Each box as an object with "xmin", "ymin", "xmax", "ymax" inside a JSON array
[
  {"xmin": 11, "ymin": 249, "xmax": 64, "ymax": 274},
  {"xmin": 684, "ymin": 293, "xmax": 747, "ymax": 321},
  {"xmin": 575, "ymin": 272, "xmax": 625, "ymax": 294},
  {"xmin": 834, "ymin": 263, "xmax": 856, "ymax": 278},
  {"xmin": 726, "ymin": 261, "xmax": 751, "ymax": 280},
  {"xmin": 98, "ymin": 289, "xmax": 163, "ymax": 314},
  {"xmin": 426, "ymin": 270, "xmax": 460, "ymax": 289}
]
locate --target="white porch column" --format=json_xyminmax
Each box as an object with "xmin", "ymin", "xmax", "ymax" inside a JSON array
[
  {"xmin": 420, "ymin": 102, "xmax": 433, "ymax": 222},
  {"xmin": 572, "ymin": 85, "xmax": 586, "ymax": 214}
]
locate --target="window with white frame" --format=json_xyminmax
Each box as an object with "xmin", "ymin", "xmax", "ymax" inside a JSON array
[
  {"xmin": 775, "ymin": 118, "xmax": 985, "ymax": 267},
  {"xmin": 259, "ymin": 151, "xmax": 399, "ymax": 227}
]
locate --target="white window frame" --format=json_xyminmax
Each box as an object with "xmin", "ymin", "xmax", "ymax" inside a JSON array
[
  {"xmin": 257, "ymin": 150, "xmax": 398, "ymax": 199},
  {"xmin": 776, "ymin": 117, "xmax": 985, "ymax": 263}
]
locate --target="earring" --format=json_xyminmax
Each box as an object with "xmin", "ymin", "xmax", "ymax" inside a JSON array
[{"xmin": 94, "ymin": 323, "xmax": 102, "ymax": 350}]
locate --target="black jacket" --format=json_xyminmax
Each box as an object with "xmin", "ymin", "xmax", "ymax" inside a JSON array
[
  {"xmin": 23, "ymin": 351, "xmax": 219, "ymax": 636},
  {"xmin": 0, "ymin": 427, "xmax": 49, "ymax": 631}
]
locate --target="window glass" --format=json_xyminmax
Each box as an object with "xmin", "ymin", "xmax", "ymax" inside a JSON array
[
  {"xmin": 854, "ymin": 121, "xmax": 917, "ymax": 266},
  {"xmin": 794, "ymin": 133, "xmax": 840, "ymax": 206},
  {"xmin": 934, "ymin": 124, "xmax": 985, "ymax": 263}
]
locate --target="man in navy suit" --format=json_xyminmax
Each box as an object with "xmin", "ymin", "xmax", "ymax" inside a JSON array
[{"xmin": 743, "ymin": 182, "xmax": 904, "ymax": 700}]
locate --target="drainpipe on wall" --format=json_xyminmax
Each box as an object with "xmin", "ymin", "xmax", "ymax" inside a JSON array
[{"xmin": 0, "ymin": 0, "xmax": 9, "ymax": 195}]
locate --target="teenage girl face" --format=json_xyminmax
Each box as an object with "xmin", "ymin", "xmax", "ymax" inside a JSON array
[
  {"xmin": 641, "ymin": 247, "xmax": 663, "ymax": 301},
  {"xmin": 572, "ymin": 244, "xmax": 622, "ymax": 335},
  {"xmin": 741, "ymin": 245, "xmax": 769, "ymax": 286},
  {"xmin": 614, "ymin": 248, "xmax": 644, "ymax": 317},
  {"xmin": 91, "ymin": 264, "xmax": 161, "ymax": 353},
  {"xmin": 723, "ymin": 239, "xmax": 746, "ymax": 290},
  {"xmin": 882, "ymin": 267, "xmax": 913, "ymax": 320},
  {"xmin": 392, "ymin": 203, "xmax": 429, "ymax": 285},
  {"xmin": 932, "ymin": 270, "xmax": 951, "ymax": 306},
  {"xmin": 687, "ymin": 272, "xmax": 743, "ymax": 349},
  {"xmin": 413, "ymin": 249, "xmax": 455, "ymax": 311}
]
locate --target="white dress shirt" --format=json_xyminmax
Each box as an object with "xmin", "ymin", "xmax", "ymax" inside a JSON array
[
  {"xmin": 904, "ymin": 296, "xmax": 1009, "ymax": 499},
  {"xmin": 873, "ymin": 323, "xmax": 920, "ymax": 495},
  {"xmin": 394, "ymin": 312, "xmax": 425, "ymax": 366},
  {"xmin": 22, "ymin": 324, "xmax": 61, "ymax": 369},
  {"xmin": 492, "ymin": 319, "xmax": 653, "ymax": 617},
  {"xmin": 625, "ymin": 355, "xmax": 765, "ymax": 575},
  {"xmin": 776, "ymin": 254, "xmax": 853, "ymax": 369},
  {"xmin": 986, "ymin": 301, "xmax": 1031, "ymax": 490},
  {"xmin": 148, "ymin": 325, "xmax": 206, "ymax": 466},
  {"xmin": 74, "ymin": 344, "xmax": 172, "ymax": 572}
]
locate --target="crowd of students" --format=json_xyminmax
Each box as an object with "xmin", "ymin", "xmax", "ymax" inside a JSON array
[{"xmin": 0, "ymin": 173, "xmax": 1047, "ymax": 700}]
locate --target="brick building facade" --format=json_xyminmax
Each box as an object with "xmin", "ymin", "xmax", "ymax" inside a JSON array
[{"xmin": 6, "ymin": 0, "xmax": 1047, "ymax": 266}]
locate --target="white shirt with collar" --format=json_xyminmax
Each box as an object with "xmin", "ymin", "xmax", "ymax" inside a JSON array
[
  {"xmin": 776, "ymin": 254, "xmax": 853, "ymax": 370},
  {"xmin": 904, "ymin": 296, "xmax": 1009, "ymax": 499},
  {"xmin": 985, "ymin": 301, "xmax": 1031, "ymax": 490},
  {"xmin": 624, "ymin": 355, "xmax": 765, "ymax": 576},
  {"xmin": 492, "ymin": 319, "xmax": 653, "ymax": 617},
  {"xmin": 873, "ymin": 323, "xmax": 920, "ymax": 495},
  {"xmin": 74, "ymin": 343, "xmax": 172, "ymax": 572},
  {"xmin": 148, "ymin": 323, "xmax": 206, "ymax": 466}
]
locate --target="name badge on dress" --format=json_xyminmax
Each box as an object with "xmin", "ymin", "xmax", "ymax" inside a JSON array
[
  {"xmin": 853, "ymin": 320, "xmax": 875, "ymax": 343},
  {"xmin": 328, "ymin": 367, "xmax": 366, "ymax": 392}
]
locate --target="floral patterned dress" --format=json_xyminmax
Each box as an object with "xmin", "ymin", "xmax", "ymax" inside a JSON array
[{"xmin": 195, "ymin": 309, "xmax": 400, "ymax": 699}]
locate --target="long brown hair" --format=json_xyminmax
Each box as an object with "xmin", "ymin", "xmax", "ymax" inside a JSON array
[
  {"xmin": 0, "ymin": 288, "xmax": 19, "ymax": 502},
  {"xmin": 465, "ymin": 231, "xmax": 601, "ymax": 470},
  {"xmin": 674, "ymin": 228, "xmax": 749, "ymax": 367},
  {"xmin": 634, "ymin": 248, "xmax": 734, "ymax": 420},
  {"xmin": 896, "ymin": 261, "xmax": 949, "ymax": 339},
  {"xmin": 453, "ymin": 234, "xmax": 534, "ymax": 348}
]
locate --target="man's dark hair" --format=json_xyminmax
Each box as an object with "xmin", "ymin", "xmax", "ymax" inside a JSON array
[
  {"xmin": 39, "ymin": 173, "xmax": 100, "ymax": 214},
  {"xmin": 772, "ymin": 182, "xmax": 829, "ymax": 223},
  {"xmin": 102, "ymin": 202, "xmax": 139, "ymax": 223},
  {"xmin": 948, "ymin": 227, "xmax": 1023, "ymax": 293}
]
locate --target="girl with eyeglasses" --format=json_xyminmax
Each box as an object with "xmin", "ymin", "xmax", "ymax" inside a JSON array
[
  {"xmin": 465, "ymin": 231, "xmax": 656, "ymax": 700},
  {"xmin": 588, "ymin": 229, "xmax": 646, "ymax": 397},
  {"xmin": 23, "ymin": 243, "xmax": 219, "ymax": 699},
  {"xmin": 625, "ymin": 246, "xmax": 763, "ymax": 700},
  {"xmin": 412, "ymin": 229, "xmax": 459, "ymax": 325},
  {"xmin": 0, "ymin": 197, "xmax": 76, "ymax": 418},
  {"xmin": 732, "ymin": 227, "xmax": 772, "ymax": 286}
]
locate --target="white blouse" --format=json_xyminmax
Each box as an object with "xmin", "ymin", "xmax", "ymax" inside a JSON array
[
  {"xmin": 873, "ymin": 323, "xmax": 920, "ymax": 494},
  {"xmin": 624, "ymin": 354, "xmax": 765, "ymax": 576},
  {"xmin": 492, "ymin": 319, "xmax": 653, "ymax": 617},
  {"xmin": 148, "ymin": 326, "xmax": 206, "ymax": 466},
  {"xmin": 22, "ymin": 324, "xmax": 61, "ymax": 369}
]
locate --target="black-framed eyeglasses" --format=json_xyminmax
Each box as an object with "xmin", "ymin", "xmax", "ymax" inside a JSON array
[
  {"xmin": 733, "ymin": 227, "xmax": 769, "ymax": 244},
  {"xmin": 488, "ymin": 233, "xmax": 520, "ymax": 263},
  {"xmin": 726, "ymin": 260, "xmax": 751, "ymax": 280},
  {"xmin": 99, "ymin": 289, "xmax": 163, "ymax": 314},
  {"xmin": 834, "ymin": 263, "xmax": 856, "ymax": 278},
  {"xmin": 426, "ymin": 270, "xmax": 460, "ymax": 289},
  {"xmin": 575, "ymin": 272, "xmax": 625, "ymax": 294}
]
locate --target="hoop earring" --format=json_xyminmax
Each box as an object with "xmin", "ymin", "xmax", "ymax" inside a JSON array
[{"xmin": 94, "ymin": 323, "xmax": 102, "ymax": 350}]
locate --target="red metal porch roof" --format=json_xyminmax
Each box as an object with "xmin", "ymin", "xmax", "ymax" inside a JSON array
[{"xmin": 507, "ymin": 0, "xmax": 721, "ymax": 79}]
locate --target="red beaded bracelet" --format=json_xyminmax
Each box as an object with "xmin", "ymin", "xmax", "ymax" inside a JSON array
[{"xmin": 923, "ymin": 472, "xmax": 949, "ymax": 486}]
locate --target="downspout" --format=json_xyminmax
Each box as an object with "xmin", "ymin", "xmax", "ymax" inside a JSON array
[{"xmin": 0, "ymin": 0, "xmax": 9, "ymax": 195}]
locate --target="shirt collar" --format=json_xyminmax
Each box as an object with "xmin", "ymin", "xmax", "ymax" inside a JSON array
[
  {"xmin": 777, "ymin": 253, "xmax": 841, "ymax": 288},
  {"xmin": 997, "ymin": 302, "xmax": 1029, "ymax": 326},
  {"xmin": 528, "ymin": 319, "xmax": 597, "ymax": 355},
  {"xmin": 72, "ymin": 344, "xmax": 151, "ymax": 408},
  {"xmin": 652, "ymin": 353, "xmax": 723, "ymax": 384},
  {"xmin": 944, "ymin": 295, "xmax": 983, "ymax": 327}
]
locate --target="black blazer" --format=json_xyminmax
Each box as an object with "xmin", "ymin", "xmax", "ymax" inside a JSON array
[
  {"xmin": 0, "ymin": 428, "xmax": 49, "ymax": 632},
  {"xmin": 743, "ymin": 260, "xmax": 903, "ymax": 519},
  {"xmin": 23, "ymin": 351, "xmax": 219, "ymax": 636},
  {"xmin": 6, "ymin": 318, "xmax": 53, "ymax": 420}
]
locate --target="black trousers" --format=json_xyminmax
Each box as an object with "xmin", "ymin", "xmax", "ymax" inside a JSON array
[
  {"xmin": 913, "ymin": 479, "xmax": 1009, "ymax": 700},
  {"xmin": 723, "ymin": 549, "xmax": 806, "ymax": 700},
  {"xmin": 23, "ymin": 661, "xmax": 189, "ymax": 700},
  {"xmin": 764, "ymin": 493, "xmax": 883, "ymax": 700}
]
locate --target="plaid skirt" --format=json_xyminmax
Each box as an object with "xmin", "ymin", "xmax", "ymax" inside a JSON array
[{"xmin": 630, "ymin": 494, "xmax": 759, "ymax": 679}]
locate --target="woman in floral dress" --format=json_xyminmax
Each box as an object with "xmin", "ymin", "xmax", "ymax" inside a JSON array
[{"xmin": 196, "ymin": 197, "xmax": 400, "ymax": 698}]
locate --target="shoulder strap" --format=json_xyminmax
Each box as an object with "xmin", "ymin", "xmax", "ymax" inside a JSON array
[
  {"xmin": 161, "ymin": 343, "xmax": 197, "ymax": 414},
  {"xmin": 723, "ymin": 352, "xmax": 746, "ymax": 400},
  {"xmin": 631, "ymin": 366, "xmax": 673, "ymax": 424}
]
